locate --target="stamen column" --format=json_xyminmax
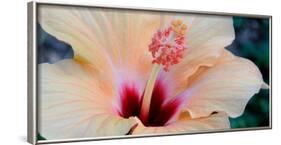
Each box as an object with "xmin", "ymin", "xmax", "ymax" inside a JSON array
[{"xmin": 139, "ymin": 19, "xmax": 188, "ymax": 124}]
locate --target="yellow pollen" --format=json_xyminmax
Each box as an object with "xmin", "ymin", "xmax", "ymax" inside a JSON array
[
  {"xmin": 171, "ymin": 19, "xmax": 186, "ymax": 36},
  {"xmin": 172, "ymin": 27, "xmax": 179, "ymax": 34},
  {"xmin": 181, "ymin": 24, "xmax": 187, "ymax": 30},
  {"xmin": 178, "ymin": 30, "xmax": 185, "ymax": 36},
  {"xmin": 177, "ymin": 19, "xmax": 182, "ymax": 25},
  {"xmin": 172, "ymin": 20, "xmax": 178, "ymax": 26}
]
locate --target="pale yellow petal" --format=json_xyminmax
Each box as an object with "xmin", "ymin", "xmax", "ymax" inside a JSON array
[
  {"xmin": 38, "ymin": 5, "xmax": 108, "ymax": 70},
  {"xmin": 162, "ymin": 14, "xmax": 235, "ymax": 95},
  {"xmin": 38, "ymin": 60, "xmax": 137, "ymax": 140},
  {"xmin": 132, "ymin": 112, "xmax": 230, "ymax": 135},
  {"xmin": 185, "ymin": 50, "xmax": 268, "ymax": 118},
  {"xmin": 38, "ymin": 5, "xmax": 161, "ymax": 76}
]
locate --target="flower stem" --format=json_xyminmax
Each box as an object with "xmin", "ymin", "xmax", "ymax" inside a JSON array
[{"xmin": 140, "ymin": 64, "xmax": 161, "ymax": 123}]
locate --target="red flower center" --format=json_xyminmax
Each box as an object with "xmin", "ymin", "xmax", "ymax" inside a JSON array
[{"xmin": 117, "ymin": 79, "xmax": 183, "ymax": 127}]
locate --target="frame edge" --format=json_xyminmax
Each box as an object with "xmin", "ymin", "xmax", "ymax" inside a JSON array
[
  {"xmin": 27, "ymin": 1, "xmax": 37, "ymax": 145},
  {"xmin": 31, "ymin": 2, "xmax": 273, "ymax": 144}
]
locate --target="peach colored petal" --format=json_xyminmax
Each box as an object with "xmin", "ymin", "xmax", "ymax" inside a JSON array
[
  {"xmin": 38, "ymin": 60, "xmax": 137, "ymax": 140},
  {"xmin": 132, "ymin": 112, "xmax": 230, "ymax": 135},
  {"xmin": 38, "ymin": 5, "xmax": 109, "ymax": 71},
  {"xmin": 184, "ymin": 50, "xmax": 268, "ymax": 118},
  {"xmin": 163, "ymin": 15, "xmax": 235, "ymax": 96},
  {"xmin": 38, "ymin": 5, "xmax": 161, "ymax": 76}
]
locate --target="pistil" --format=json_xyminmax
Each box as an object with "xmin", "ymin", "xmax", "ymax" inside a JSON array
[{"xmin": 139, "ymin": 19, "xmax": 188, "ymax": 124}]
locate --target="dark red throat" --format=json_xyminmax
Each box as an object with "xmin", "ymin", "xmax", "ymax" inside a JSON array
[{"xmin": 118, "ymin": 80, "xmax": 182, "ymax": 127}]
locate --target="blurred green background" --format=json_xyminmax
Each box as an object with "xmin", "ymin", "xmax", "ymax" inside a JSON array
[
  {"xmin": 226, "ymin": 16, "xmax": 270, "ymax": 128},
  {"xmin": 37, "ymin": 16, "xmax": 270, "ymax": 140}
]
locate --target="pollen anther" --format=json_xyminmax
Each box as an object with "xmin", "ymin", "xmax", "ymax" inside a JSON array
[{"xmin": 148, "ymin": 19, "xmax": 187, "ymax": 71}]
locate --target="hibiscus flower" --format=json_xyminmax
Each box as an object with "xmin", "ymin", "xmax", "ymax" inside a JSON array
[{"xmin": 38, "ymin": 5, "xmax": 269, "ymax": 140}]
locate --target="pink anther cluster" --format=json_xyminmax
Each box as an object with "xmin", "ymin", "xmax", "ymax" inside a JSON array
[{"xmin": 149, "ymin": 26, "xmax": 186, "ymax": 71}]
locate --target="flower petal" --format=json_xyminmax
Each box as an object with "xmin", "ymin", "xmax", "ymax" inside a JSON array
[
  {"xmin": 184, "ymin": 50, "xmax": 268, "ymax": 118},
  {"xmin": 38, "ymin": 60, "xmax": 137, "ymax": 140},
  {"xmin": 132, "ymin": 112, "xmax": 230, "ymax": 135},
  {"xmin": 38, "ymin": 5, "xmax": 160, "ymax": 75},
  {"xmin": 164, "ymin": 15, "xmax": 235, "ymax": 95}
]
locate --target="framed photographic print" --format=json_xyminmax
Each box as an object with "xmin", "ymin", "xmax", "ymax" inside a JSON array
[{"xmin": 27, "ymin": 1, "xmax": 272, "ymax": 144}]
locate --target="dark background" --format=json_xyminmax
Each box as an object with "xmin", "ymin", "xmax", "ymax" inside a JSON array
[
  {"xmin": 226, "ymin": 16, "xmax": 270, "ymax": 128},
  {"xmin": 37, "ymin": 16, "xmax": 270, "ymax": 134}
]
